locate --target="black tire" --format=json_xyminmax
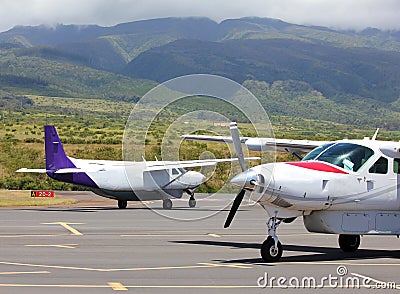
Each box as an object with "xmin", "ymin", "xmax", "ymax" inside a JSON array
[
  {"xmin": 338, "ymin": 234, "xmax": 360, "ymax": 252},
  {"xmin": 163, "ymin": 199, "xmax": 173, "ymax": 210},
  {"xmin": 261, "ymin": 236, "xmax": 283, "ymax": 262},
  {"xmin": 188, "ymin": 199, "xmax": 196, "ymax": 208},
  {"xmin": 118, "ymin": 200, "xmax": 127, "ymax": 209}
]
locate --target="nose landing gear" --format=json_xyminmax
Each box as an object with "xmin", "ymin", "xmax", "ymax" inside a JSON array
[
  {"xmin": 118, "ymin": 200, "xmax": 127, "ymax": 209},
  {"xmin": 185, "ymin": 189, "xmax": 197, "ymax": 208},
  {"xmin": 260, "ymin": 216, "xmax": 283, "ymax": 262}
]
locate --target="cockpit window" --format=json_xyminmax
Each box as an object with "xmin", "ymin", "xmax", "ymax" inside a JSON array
[
  {"xmin": 314, "ymin": 143, "xmax": 374, "ymax": 172},
  {"xmin": 172, "ymin": 168, "xmax": 179, "ymax": 175},
  {"xmin": 302, "ymin": 143, "xmax": 335, "ymax": 161},
  {"xmin": 178, "ymin": 168, "xmax": 186, "ymax": 173},
  {"xmin": 302, "ymin": 142, "xmax": 374, "ymax": 172}
]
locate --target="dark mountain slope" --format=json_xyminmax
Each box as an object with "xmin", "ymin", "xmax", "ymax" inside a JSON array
[{"xmin": 123, "ymin": 38, "xmax": 400, "ymax": 102}]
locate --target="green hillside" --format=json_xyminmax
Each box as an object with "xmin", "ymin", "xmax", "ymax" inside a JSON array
[{"xmin": 0, "ymin": 48, "xmax": 155, "ymax": 99}]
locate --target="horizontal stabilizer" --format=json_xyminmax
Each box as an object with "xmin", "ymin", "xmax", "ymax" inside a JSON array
[{"xmin": 16, "ymin": 168, "xmax": 47, "ymax": 173}]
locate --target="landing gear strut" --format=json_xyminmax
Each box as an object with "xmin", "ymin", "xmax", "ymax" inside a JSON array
[
  {"xmin": 118, "ymin": 200, "xmax": 127, "ymax": 209},
  {"xmin": 338, "ymin": 234, "xmax": 360, "ymax": 252},
  {"xmin": 260, "ymin": 216, "xmax": 283, "ymax": 262},
  {"xmin": 163, "ymin": 199, "xmax": 173, "ymax": 210}
]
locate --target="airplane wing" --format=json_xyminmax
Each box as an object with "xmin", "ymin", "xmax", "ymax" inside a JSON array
[
  {"xmin": 181, "ymin": 134, "xmax": 330, "ymax": 154},
  {"xmin": 144, "ymin": 157, "xmax": 260, "ymax": 171},
  {"xmin": 16, "ymin": 167, "xmax": 104, "ymax": 174}
]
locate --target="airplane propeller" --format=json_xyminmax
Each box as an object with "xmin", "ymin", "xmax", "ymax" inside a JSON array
[{"xmin": 224, "ymin": 122, "xmax": 247, "ymax": 228}]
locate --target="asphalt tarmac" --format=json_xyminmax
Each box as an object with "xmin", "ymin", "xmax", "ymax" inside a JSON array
[{"xmin": 1, "ymin": 191, "xmax": 400, "ymax": 293}]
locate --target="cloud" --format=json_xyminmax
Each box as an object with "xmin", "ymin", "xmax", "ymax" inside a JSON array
[{"xmin": 0, "ymin": 0, "xmax": 399, "ymax": 33}]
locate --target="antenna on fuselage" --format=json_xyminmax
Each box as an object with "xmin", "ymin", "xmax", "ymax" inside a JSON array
[{"xmin": 372, "ymin": 128, "xmax": 380, "ymax": 140}]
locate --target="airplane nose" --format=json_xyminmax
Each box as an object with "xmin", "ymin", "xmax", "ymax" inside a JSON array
[
  {"xmin": 189, "ymin": 171, "xmax": 206, "ymax": 185},
  {"xmin": 230, "ymin": 169, "xmax": 258, "ymax": 189}
]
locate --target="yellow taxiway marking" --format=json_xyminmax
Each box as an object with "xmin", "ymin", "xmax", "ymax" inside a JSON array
[
  {"xmin": 0, "ymin": 261, "xmax": 252, "ymax": 272},
  {"xmin": 108, "ymin": 282, "xmax": 128, "ymax": 291},
  {"xmin": 207, "ymin": 233, "xmax": 221, "ymax": 238},
  {"xmin": 42, "ymin": 222, "xmax": 84, "ymax": 235},
  {"xmin": 198, "ymin": 262, "xmax": 252, "ymax": 269},
  {"xmin": 0, "ymin": 271, "xmax": 50, "ymax": 275},
  {"xmin": 25, "ymin": 244, "xmax": 78, "ymax": 249}
]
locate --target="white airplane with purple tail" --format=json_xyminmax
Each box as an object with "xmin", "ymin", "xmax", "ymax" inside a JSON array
[{"xmin": 18, "ymin": 125, "xmax": 257, "ymax": 209}]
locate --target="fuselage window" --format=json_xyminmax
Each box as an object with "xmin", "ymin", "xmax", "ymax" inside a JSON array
[{"xmin": 369, "ymin": 157, "xmax": 388, "ymax": 174}]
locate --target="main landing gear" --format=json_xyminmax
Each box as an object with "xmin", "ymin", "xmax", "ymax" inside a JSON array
[
  {"xmin": 338, "ymin": 234, "xmax": 360, "ymax": 252},
  {"xmin": 163, "ymin": 199, "xmax": 173, "ymax": 210},
  {"xmin": 118, "ymin": 200, "xmax": 127, "ymax": 209},
  {"xmin": 260, "ymin": 216, "xmax": 283, "ymax": 262}
]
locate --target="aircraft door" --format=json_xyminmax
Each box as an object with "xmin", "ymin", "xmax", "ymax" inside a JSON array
[
  {"xmin": 394, "ymin": 158, "xmax": 400, "ymax": 208},
  {"xmin": 362, "ymin": 156, "xmax": 398, "ymax": 209}
]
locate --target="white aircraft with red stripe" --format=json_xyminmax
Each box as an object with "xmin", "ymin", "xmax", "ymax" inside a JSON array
[{"xmin": 183, "ymin": 123, "xmax": 400, "ymax": 262}]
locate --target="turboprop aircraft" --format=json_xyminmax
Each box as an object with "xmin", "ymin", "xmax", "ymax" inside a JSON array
[
  {"xmin": 18, "ymin": 125, "xmax": 257, "ymax": 209},
  {"xmin": 183, "ymin": 123, "xmax": 400, "ymax": 262}
]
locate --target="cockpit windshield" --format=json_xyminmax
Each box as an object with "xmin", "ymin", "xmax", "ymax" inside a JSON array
[{"xmin": 302, "ymin": 142, "xmax": 374, "ymax": 172}]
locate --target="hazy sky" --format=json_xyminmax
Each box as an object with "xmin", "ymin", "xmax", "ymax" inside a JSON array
[{"xmin": 1, "ymin": 0, "xmax": 399, "ymax": 33}]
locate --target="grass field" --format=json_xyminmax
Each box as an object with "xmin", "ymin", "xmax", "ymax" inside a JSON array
[{"xmin": 0, "ymin": 190, "xmax": 76, "ymax": 207}]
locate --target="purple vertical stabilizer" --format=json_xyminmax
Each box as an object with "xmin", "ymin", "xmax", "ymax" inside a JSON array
[
  {"xmin": 44, "ymin": 125, "xmax": 75, "ymax": 171},
  {"xmin": 44, "ymin": 125, "xmax": 98, "ymax": 188}
]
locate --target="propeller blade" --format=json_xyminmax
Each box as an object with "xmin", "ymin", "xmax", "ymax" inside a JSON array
[
  {"xmin": 229, "ymin": 122, "xmax": 246, "ymax": 172},
  {"xmin": 224, "ymin": 189, "xmax": 246, "ymax": 228}
]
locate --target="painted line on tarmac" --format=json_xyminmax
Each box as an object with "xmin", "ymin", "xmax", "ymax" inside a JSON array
[
  {"xmin": 42, "ymin": 222, "xmax": 84, "ymax": 235},
  {"xmin": 120, "ymin": 233, "xmax": 320, "ymax": 237},
  {"xmin": 352, "ymin": 272, "xmax": 400, "ymax": 290},
  {"xmin": 0, "ymin": 271, "xmax": 50, "ymax": 275},
  {"xmin": 25, "ymin": 244, "xmax": 78, "ymax": 249},
  {"xmin": 0, "ymin": 283, "xmax": 379, "ymax": 289},
  {"xmin": 278, "ymin": 261, "xmax": 400, "ymax": 267},
  {"xmin": 0, "ymin": 234, "xmax": 67, "ymax": 238},
  {"xmin": 0, "ymin": 261, "xmax": 252, "ymax": 272},
  {"xmin": 0, "ymin": 284, "xmax": 261, "ymax": 289}
]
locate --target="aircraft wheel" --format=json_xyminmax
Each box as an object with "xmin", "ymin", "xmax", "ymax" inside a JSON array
[
  {"xmin": 118, "ymin": 200, "xmax": 127, "ymax": 209},
  {"xmin": 261, "ymin": 236, "xmax": 283, "ymax": 262},
  {"xmin": 163, "ymin": 199, "xmax": 173, "ymax": 210},
  {"xmin": 338, "ymin": 234, "xmax": 360, "ymax": 252},
  {"xmin": 188, "ymin": 199, "xmax": 196, "ymax": 208}
]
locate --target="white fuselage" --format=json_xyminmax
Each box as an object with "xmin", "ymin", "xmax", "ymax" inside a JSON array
[
  {"xmin": 234, "ymin": 139, "xmax": 400, "ymax": 235},
  {"xmin": 67, "ymin": 157, "xmax": 205, "ymax": 201}
]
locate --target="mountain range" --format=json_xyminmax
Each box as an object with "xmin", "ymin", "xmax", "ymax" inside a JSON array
[{"xmin": 1, "ymin": 17, "xmax": 400, "ymax": 127}]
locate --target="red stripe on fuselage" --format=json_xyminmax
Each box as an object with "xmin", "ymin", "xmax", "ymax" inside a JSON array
[{"xmin": 286, "ymin": 162, "xmax": 348, "ymax": 174}]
